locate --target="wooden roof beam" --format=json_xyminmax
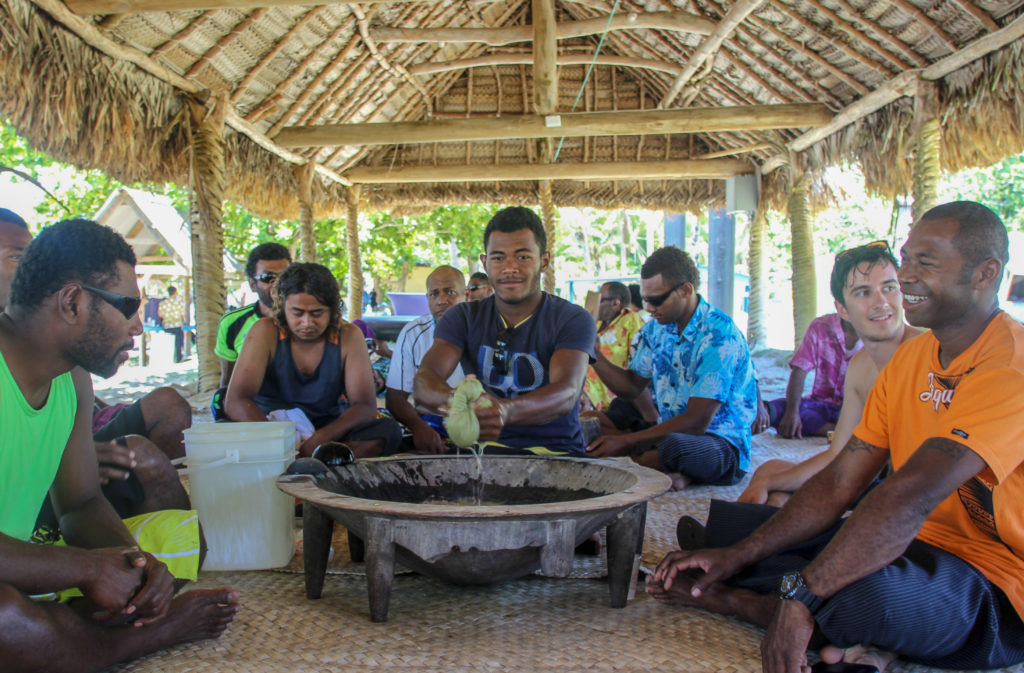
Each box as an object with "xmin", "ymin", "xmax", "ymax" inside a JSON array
[
  {"xmin": 275, "ymin": 103, "xmax": 831, "ymax": 148},
  {"xmin": 28, "ymin": 0, "xmax": 351, "ymax": 188},
  {"xmin": 762, "ymin": 11, "xmax": 1024, "ymax": 173},
  {"xmin": 409, "ymin": 52, "xmax": 684, "ymax": 77},
  {"xmin": 370, "ymin": 11, "xmax": 716, "ymax": 45},
  {"xmin": 68, "ymin": 0, "xmax": 454, "ymax": 14},
  {"xmin": 659, "ymin": 0, "xmax": 765, "ymax": 108},
  {"xmin": 344, "ymin": 158, "xmax": 753, "ymax": 184},
  {"xmin": 533, "ymin": 0, "xmax": 557, "ymax": 116}
]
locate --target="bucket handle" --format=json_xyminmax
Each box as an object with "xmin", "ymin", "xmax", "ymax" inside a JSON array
[{"xmin": 177, "ymin": 450, "xmax": 291, "ymax": 475}]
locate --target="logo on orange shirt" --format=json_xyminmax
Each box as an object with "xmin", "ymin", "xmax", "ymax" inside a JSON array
[{"xmin": 918, "ymin": 369, "xmax": 975, "ymax": 411}]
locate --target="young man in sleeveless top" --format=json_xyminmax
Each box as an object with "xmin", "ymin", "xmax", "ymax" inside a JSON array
[
  {"xmin": 0, "ymin": 219, "xmax": 237, "ymax": 672},
  {"xmin": 225, "ymin": 263, "xmax": 401, "ymax": 458}
]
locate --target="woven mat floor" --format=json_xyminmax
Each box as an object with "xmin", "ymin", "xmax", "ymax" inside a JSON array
[{"xmin": 111, "ymin": 433, "xmax": 1024, "ymax": 673}]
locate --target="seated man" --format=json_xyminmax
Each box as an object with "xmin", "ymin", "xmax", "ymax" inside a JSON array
[
  {"xmin": 225, "ymin": 263, "xmax": 401, "ymax": 458},
  {"xmin": 211, "ymin": 242, "xmax": 291, "ymax": 418},
  {"xmin": 587, "ymin": 246, "xmax": 757, "ymax": 490},
  {"xmin": 580, "ymin": 282, "xmax": 658, "ymax": 442},
  {"xmin": 740, "ymin": 240, "xmax": 920, "ymax": 506},
  {"xmin": 414, "ymin": 206, "xmax": 596, "ymax": 455},
  {"xmin": 0, "ymin": 219, "xmax": 237, "ymax": 673},
  {"xmin": 0, "ymin": 210, "xmax": 189, "ymax": 525},
  {"xmin": 466, "ymin": 270, "xmax": 493, "ymax": 301},
  {"xmin": 385, "ymin": 265, "xmax": 465, "ymax": 453},
  {"xmin": 765, "ymin": 311, "xmax": 862, "ymax": 439},
  {"xmin": 649, "ymin": 202, "xmax": 1024, "ymax": 673},
  {"xmin": 581, "ymin": 281, "xmax": 647, "ymax": 412}
]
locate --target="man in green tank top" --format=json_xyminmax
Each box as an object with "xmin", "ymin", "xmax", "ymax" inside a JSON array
[{"xmin": 0, "ymin": 219, "xmax": 238, "ymax": 672}]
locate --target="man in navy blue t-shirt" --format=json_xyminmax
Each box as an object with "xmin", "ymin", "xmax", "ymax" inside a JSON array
[{"xmin": 414, "ymin": 207, "xmax": 596, "ymax": 455}]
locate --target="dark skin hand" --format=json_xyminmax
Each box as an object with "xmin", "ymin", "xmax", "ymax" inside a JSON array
[
  {"xmin": 94, "ymin": 439, "xmax": 136, "ymax": 485},
  {"xmin": 587, "ymin": 396, "xmax": 721, "ymax": 458}
]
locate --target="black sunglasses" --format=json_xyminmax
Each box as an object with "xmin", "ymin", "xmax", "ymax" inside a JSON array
[
  {"xmin": 467, "ymin": 284, "xmax": 485, "ymax": 292},
  {"xmin": 599, "ymin": 296, "xmax": 615, "ymax": 303},
  {"xmin": 253, "ymin": 272, "xmax": 280, "ymax": 284},
  {"xmin": 492, "ymin": 327, "xmax": 513, "ymax": 376},
  {"xmin": 641, "ymin": 283, "xmax": 685, "ymax": 307},
  {"xmin": 81, "ymin": 285, "xmax": 141, "ymax": 319}
]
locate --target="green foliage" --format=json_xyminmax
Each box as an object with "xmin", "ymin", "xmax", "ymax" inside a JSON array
[{"xmin": 941, "ymin": 154, "xmax": 1024, "ymax": 231}]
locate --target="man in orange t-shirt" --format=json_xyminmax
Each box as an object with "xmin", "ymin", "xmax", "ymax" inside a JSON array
[{"xmin": 647, "ymin": 201, "xmax": 1024, "ymax": 673}]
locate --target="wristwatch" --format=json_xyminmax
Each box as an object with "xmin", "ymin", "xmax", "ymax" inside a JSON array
[{"xmin": 778, "ymin": 571, "xmax": 825, "ymax": 613}]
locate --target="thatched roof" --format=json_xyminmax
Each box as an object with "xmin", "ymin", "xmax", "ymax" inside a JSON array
[{"xmin": 1, "ymin": 0, "xmax": 1023, "ymax": 218}]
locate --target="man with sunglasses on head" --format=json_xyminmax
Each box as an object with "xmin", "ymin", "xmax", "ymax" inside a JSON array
[
  {"xmin": 211, "ymin": 242, "xmax": 290, "ymax": 419},
  {"xmin": 739, "ymin": 240, "xmax": 920, "ymax": 506},
  {"xmin": 386, "ymin": 265, "xmax": 466, "ymax": 453},
  {"xmin": 466, "ymin": 271, "xmax": 493, "ymax": 301},
  {"xmin": 414, "ymin": 206, "xmax": 596, "ymax": 455},
  {"xmin": 0, "ymin": 219, "xmax": 237, "ymax": 672},
  {"xmin": 587, "ymin": 246, "xmax": 757, "ymax": 491}
]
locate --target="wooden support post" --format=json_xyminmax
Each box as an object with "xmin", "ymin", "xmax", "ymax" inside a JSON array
[
  {"xmin": 345, "ymin": 186, "xmax": 363, "ymax": 321},
  {"xmin": 539, "ymin": 180, "xmax": 556, "ymax": 293},
  {"xmin": 746, "ymin": 206, "xmax": 767, "ymax": 349},
  {"xmin": 296, "ymin": 162, "xmax": 317, "ymax": 263},
  {"xmin": 187, "ymin": 95, "xmax": 228, "ymax": 394},
  {"xmin": 532, "ymin": 0, "xmax": 558, "ymax": 117},
  {"xmin": 788, "ymin": 170, "xmax": 815, "ymax": 348},
  {"xmin": 912, "ymin": 80, "xmax": 941, "ymax": 222}
]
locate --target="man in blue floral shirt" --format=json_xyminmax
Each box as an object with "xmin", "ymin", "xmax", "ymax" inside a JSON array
[{"xmin": 588, "ymin": 246, "xmax": 757, "ymax": 490}]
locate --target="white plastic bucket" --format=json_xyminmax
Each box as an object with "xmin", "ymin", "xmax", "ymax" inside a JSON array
[{"xmin": 183, "ymin": 421, "xmax": 296, "ymax": 571}]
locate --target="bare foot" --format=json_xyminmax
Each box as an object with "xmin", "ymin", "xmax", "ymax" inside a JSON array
[
  {"xmin": 820, "ymin": 644, "xmax": 895, "ymax": 673},
  {"xmin": 646, "ymin": 572, "xmax": 731, "ymax": 614},
  {"xmin": 151, "ymin": 588, "xmax": 240, "ymax": 649},
  {"xmin": 668, "ymin": 472, "xmax": 690, "ymax": 491}
]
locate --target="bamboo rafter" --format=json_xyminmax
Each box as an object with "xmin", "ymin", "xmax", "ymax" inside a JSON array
[
  {"xmin": 949, "ymin": 0, "xmax": 999, "ymax": 33},
  {"xmin": 231, "ymin": 8, "xmax": 323, "ymax": 104},
  {"xmin": 151, "ymin": 10, "xmax": 212, "ymax": 60},
  {"xmin": 797, "ymin": 0, "xmax": 917, "ymax": 71},
  {"xmin": 826, "ymin": 0, "xmax": 926, "ymax": 67},
  {"xmin": 660, "ymin": 0, "xmax": 765, "ymax": 108},
  {"xmin": 245, "ymin": 16, "xmax": 352, "ymax": 123},
  {"xmin": 768, "ymin": 0, "xmax": 890, "ymax": 78},
  {"xmin": 886, "ymin": 0, "xmax": 956, "ymax": 53},
  {"xmin": 732, "ymin": 22, "xmax": 840, "ymax": 106},
  {"xmin": 185, "ymin": 8, "xmax": 268, "ymax": 80},
  {"xmin": 748, "ymin": 15, "xmax": 869, "ymax": 96},
  {"xmin": 267, "ymin": 33, "xmax": 362, "ymax": 136},
  {"xmin": 370, "ymin": 10, "xmax": 716, "ymax": 45}
]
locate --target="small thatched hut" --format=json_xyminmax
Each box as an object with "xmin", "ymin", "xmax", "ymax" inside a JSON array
[{"xmin": 1, "ymin": 0, "xmax": 1022, "ymax": 389}]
